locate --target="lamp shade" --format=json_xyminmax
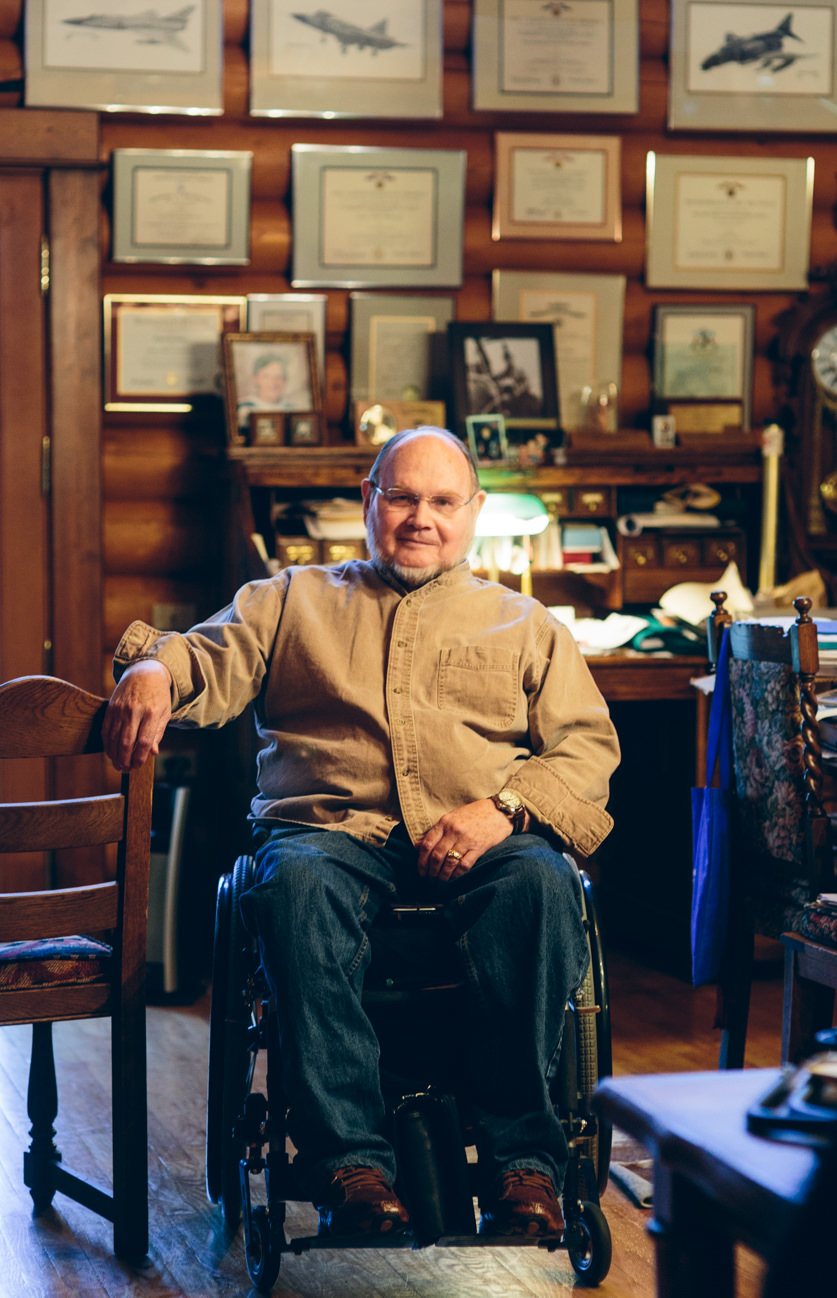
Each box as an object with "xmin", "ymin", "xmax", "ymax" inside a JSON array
[{"xmin": 475, "ymin": 492, "xmax": 550, "ymax": 538}]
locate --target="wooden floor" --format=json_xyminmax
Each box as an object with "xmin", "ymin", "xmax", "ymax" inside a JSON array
[{"xmin": 0, "ymin": 950, "xmax": 786, "ymax": 1297}]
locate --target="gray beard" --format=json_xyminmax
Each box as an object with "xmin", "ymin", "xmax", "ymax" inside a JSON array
[{"xmin": 372, "ymin": 555, "xmax": 445, "ymax": 589}]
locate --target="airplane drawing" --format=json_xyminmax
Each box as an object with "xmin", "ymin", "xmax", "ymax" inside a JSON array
[
  {"xmin": 700, "ymin": 12, "xmax": 808, "ymax": 73},
  {"xmin": 291, "ymin": 11, "xmax": 406, "ymax": 53},
  {"xmin": 62, "ymin": 5, "xmax": 195, "ymax": 50}
]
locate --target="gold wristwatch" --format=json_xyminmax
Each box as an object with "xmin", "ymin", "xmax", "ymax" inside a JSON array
[{"xmin": 490, "ymin": 789, "xmax": 526, "ymax": 834}]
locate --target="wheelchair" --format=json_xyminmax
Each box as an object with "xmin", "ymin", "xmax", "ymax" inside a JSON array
[{"xmin": 205, "ymin": 853, "xmax": 614, "ymax": 1291}]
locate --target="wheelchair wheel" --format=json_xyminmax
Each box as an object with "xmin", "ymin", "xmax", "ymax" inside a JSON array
[
  {"xmin": 567, "ymin": 1200, "xmax": 612, "ymax": 1286},
  {"xmin": 206, "ymin": 856, "xmax": 257, "ymax": 1232},
  {"xmin": 246, "ymin": 1206, "xmax": 282, "ymax": 1293},
  {"xmin": 579, "ymin": 871, "xmax": 612, "ymax": 1197}
]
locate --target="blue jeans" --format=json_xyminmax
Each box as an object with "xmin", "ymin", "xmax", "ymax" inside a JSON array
[{"xmin": 240, "ymin": 823, "xmax": 589, "ymax": 1200}]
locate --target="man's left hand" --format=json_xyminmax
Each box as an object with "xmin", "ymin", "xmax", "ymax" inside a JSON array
[{"xmin": 416, "ymin": 799, "xmax": 525, "ymax": 881}]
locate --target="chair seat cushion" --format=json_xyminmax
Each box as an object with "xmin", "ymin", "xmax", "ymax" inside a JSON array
[
  {"xmin": 797, "ymin": 908, "xmax": 837, "ymax": 948},
  {"xmin": 0, "ymin": 936, "xmax": 111, "ymax": 990}
]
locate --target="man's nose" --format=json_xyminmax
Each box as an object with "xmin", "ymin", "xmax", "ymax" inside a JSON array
[{"xmin": 406, "ymin": 497, "xmax": 434, "ymax": 524}]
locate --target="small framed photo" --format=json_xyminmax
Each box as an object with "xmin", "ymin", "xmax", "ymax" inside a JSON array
[
  {"xmin": 493, "ymin": 134, "xmax": 622, "ymax": 242},
  {"xmin": 472, "ymin": 0, "xmax": 639, "ymax": 114},
  {"xmin": 652, "ymin": 304, "xmax": 756, "ymax": 430},
  {"xmin": 447, "ymin": 321, "xmax": 561, "ymax": 461},
  {"xmin": 103, "ymin": 294, "xmax": 246, "ymax": 412},
  {"xmin": 250, "ymin": 0, "xmax": 443, "ymax": 119},
  {"xmin": 112, "ymin": 149, "xmax": 252, "ymax": 265},
  {"xmin": 287, "ymin": 412, "xmax": 323, "ymax": 446},
  {"xmin": 646, "ymin": 152, "xmax": 813, "ymax": 291},
  {"xmin": 247, "ymin": 294, "xmax": 328, "ymax": 401},
  {"xmin": 25, "ymin": 0, "xmax": 223, "ymax": 113},
  {"xmin": 291, "ymin": 144, "xmax": 466, "ymax": 289},
  {"xmin": 249, "ymin": 413, "xmax": 285, "ymax": 446},
  {"xmin": 466, "ymin": 414, "xmax": 509, "ymax": 466},
  {"xmin": 222, "ymin": 332, "xmax": 322, "ymax": 448}
]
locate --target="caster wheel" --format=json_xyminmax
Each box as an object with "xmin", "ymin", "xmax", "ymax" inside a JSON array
[
  {"xmin": 567, "ymin": 1201, "xmax": 612, "ymax": 1286},
  {"xmin": 246, "ymin": 1206, "xmax": 282, "ymax": 1292}
]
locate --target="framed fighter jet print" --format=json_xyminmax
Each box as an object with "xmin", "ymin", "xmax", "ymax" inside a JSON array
[
  {"xmin": 249, "ymin": 0, "xmax": 443, "ymax": 118},
  {"xmin": 24, "ymin": 0, "xmax": 223, "ymax": 113},
  {"xmin": 669, "ymin": 0, "xmax": 837, "ymax": 131}
]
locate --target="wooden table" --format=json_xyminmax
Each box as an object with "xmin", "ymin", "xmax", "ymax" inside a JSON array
[{"xmin": 594, "ymin": 1069, "xmax": 820, "ymax": 1298}]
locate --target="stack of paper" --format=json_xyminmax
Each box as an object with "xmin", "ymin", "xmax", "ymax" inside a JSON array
[{"xmin": 560, "ymin": 524, "xmax": 620, "ymax": 573}]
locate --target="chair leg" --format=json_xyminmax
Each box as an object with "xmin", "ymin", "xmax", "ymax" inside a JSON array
[
  {"xmin": 111, "ymin": 998, "xmax": 149, "ymax": 1260},
  {"xmin": 23, "ymin": 1022, "xmax": 61, "ymax": 1212}
]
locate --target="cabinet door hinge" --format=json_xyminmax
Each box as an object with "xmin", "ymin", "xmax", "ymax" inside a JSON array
[
  {"xmin": 41, "ymin": 435, "xmax": 51, "ymax": 496},
  {"xmin": 40, "ymin": 235, "xmax": 50, "ymax": 296}
]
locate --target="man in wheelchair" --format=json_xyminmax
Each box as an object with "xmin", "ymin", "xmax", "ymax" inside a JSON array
[{"xmin": 102, "ymin": 426, "xmax": 620, "ymax": 1244}]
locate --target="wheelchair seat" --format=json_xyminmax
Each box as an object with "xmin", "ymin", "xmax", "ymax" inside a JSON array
[{"xmin": 205, "ymin": 854, "xmax": 613, "ymax": 1291}]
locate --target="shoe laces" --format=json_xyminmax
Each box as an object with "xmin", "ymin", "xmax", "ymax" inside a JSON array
[{"xmin": 501, "ymin": 1168, "xmax": 555, "ymax": 1195}]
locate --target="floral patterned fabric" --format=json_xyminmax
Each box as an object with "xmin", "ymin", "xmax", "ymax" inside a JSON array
[
  {"xmin": 728, "ymin": 658, "xmax": 832, "ymax": 942},
  {"xmin": 0, "ymin": 936, "xmax": 111, "ymax": 990}
]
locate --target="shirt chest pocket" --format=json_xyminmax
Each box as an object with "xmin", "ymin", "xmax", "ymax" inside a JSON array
[{"xmin": 437, "ymin": 646, "xmax": 521, "ymax": 730}]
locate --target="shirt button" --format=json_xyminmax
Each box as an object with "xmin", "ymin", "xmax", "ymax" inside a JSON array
[
  {"xmin": 397, "ymin": 718, "xmax": 406, "ymax": 725},
  {"xmin": 397, "ymin": 639, "xmax": 407, "ymax": 647},
  {"xmin": 402, "ymin": 769, "xmax": 410, "ymax": 776},
  {"xmin": 393, "ymin": 687, "xmax": 402, "ymax": 694}
]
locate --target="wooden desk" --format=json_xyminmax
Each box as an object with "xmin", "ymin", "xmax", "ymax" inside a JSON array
[{"xmin": 594, "ymin": 1069, "xmax": 819, "ymax": 1298}]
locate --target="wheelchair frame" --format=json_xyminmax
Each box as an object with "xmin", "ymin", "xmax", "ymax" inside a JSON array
[{"xmin": 206, "ymin": 855, "xmax": 614, "ymax": 1291}]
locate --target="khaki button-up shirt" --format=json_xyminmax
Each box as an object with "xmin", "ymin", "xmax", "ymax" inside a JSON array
[{"xmin": 113, "ymin": 560, "xmax": 620, "ymax": 856}]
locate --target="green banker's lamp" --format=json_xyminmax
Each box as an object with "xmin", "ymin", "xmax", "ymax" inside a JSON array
[{"xmin": 474, "ymin": 493, "xmax": 550, "ymax": 596}]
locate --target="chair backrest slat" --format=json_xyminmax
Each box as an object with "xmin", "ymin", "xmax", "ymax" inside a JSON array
[
  {"xmin": 0, "ymin": 795, "xmax": 125, "ymax": 853},
  {"xmin": 0, "ymin": 882, "xmax": 119, "ymax": 941},
  {"xmin": 0, "ymin": 675, "xmax": 107, "ymax": 758}
]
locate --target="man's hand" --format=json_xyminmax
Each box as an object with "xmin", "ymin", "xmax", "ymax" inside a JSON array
[
  {"xmin": 416, "ymin": 798, "xmax": 525, "ymax": 881},
  {"xmin": 101, "ymin": 660, "xmax": 173, "ymax": 772}
]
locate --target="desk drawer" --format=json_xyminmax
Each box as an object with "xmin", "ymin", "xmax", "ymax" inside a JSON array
[{"xmin": 621, "ymin": 529, "xmax": 746, "ymax": 604}]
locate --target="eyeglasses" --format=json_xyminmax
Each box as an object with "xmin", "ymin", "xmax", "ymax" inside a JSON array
[{"xmin": 369, "ymin": 483, "xmax": 480, "ymax": 519}]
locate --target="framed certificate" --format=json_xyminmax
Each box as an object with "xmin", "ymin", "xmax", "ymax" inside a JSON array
[
  {"xmin": 669, "ymin": 0, "xmax": 837, "ymax": 133},
  {"xmin": 25, "ymin": 0, "xmax": 223, "ymax": 113},
  {"xmin": 103, "ymin": 295, "xmax": 246, "ymax": 412},
  {"xmin": 250, "ymin": 0, "xmax": 443, "ymax": 119},
  {"xmin": 349, "ymin": 293, "xmax": 455, "ymax": 409},
  {"xmin": 653, "ymin": 304, "xmax": 755, "ymax": 430},
  {"xmin": 493, "ymin": 133, "xmax": 622, "ymax": 242},
  {"xmin": 472, "ymin": 0, "xmax": 639, "ymax": 115},
  {"xmin": 112, "ymin": 150, "xmax": 252, "ymax": 265},
  {"xmin": 247, "ymin": 294, "xmax": 328, "ymax": 401},
  {"xmin": 291, "ymin": 144, "xmax": 466, "ymax": 289},
  {"xmin": 492, "ymin": 270, "xmax": 625, "ymax": 432},
  {"xmin": 646, "ymin": 152, "xmax": 814, "ymax": 290}
]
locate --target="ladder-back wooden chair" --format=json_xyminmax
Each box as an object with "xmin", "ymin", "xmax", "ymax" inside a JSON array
[
  {"xmin": 707, "ymin": 595, "xmax": 837, "ymax": 1068},
  {"xmin": 0, "ymin": 676, "xmax": 154, "ymax": 1258}
]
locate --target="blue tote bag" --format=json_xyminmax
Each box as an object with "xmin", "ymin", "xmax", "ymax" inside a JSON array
[{"xmin": 691, "ymin": 628, "xmax": 733, "ymax": 986}]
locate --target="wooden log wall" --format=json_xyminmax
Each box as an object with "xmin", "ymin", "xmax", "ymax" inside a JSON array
[{"xmin": 2, "ymin": 0, "xmax": 837, "ymax": 669}]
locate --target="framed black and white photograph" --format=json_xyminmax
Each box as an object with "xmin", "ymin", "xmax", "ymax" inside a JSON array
[
  {"xmin": 25, "ymin": 0, "xmax": 223, "ymax": 112},
  {"xmin": 247, "ymin": 294, "xmax": 327, "ymax": 401},
  {"xmin": 103, "ymin": 294, "xmax": 246, "ymax": 412},
  {"xmin": 111, "ymin": 149, "xmax": 251, "ymax": 265},
  {"xmin": 349, "ymin": 293, "xmax": 455, "ymax": 409},
  {"xmin": 492, "ymin": 270, "xmax": 625, "ymax": 432},
  {"xmin": 466, "ymin": 414, "xmax": 510, "ymax": 465},
  {"xmin": 653, "ymin": 304, "xmax": 756, "ymax": 430},
  {"xmin": 669, "ymin": 0, "xmax": 837, "ymax": 132},
  {"xmin": 291, "ymin": 145, "xmax": 466, "ymax": 289},
  {"xmin": 493, "ymin": 133, "xmax": 622, "ymax": 242},
  {"xmin": 222, "ymin": 332, "xmax": 322, "ymax": 447},
  {"xmin": 646, "ymin": 152, "xmax": 813, "ymax": 290},
  {"xmin": 287, "ymin": 412, "xmax": 323, "ymax": 446},
  {"xmin": 472, "ymin": 0, "xmax": 639, "ymax": 115},
  {"xmin": 250, "ymin": 0, "xmax": 443, "ymax": 119},
  {"xmin": 448, "ymin": 322, "xmax": 561, "ymax": 456}
]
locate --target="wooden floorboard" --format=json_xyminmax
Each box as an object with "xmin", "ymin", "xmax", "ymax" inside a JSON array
[{"xmin": 0, "ymin": 949, "xmax": 788, "ymax": 1297}]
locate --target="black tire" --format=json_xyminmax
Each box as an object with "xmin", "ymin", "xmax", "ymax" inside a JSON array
[
  {"xmin": 206, "ymin": 872, "xmax": 232, "ymax": 1206},
  {"xmin": 246, "ymin": 1206, "xmax": 282, "ymax": 1292},
  {"xmin": 580, "ymin": 871, "xmax": 613, "ymax": 1196},
  {"xmin": 567, "ymin": 1201, "xmax": 613, "ymax": 1287}
]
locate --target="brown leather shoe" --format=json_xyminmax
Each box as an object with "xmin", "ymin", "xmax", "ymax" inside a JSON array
[
  {"xmin": 316, "ymin": 1166, "xmax": 411, "ymax": 1237},
  {"xmin": 479, "ymin": 1168, "xmax": 565, "ymax": 1238}
]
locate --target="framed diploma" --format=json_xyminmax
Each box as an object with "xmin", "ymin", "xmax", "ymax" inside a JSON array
[
  {"xmin": 492, "ymin": 270, "xmax": 625, "ymax": 432},
  {"xmin": 112, "ymin": 150, "xmax": 252, "ymax": 265},
  {"xmin": 645, "ymin": 153, "xmax": 813, "ymax": 290},
  {"xmin": 349, "ymin": 293, "xmax": 455, "ymax": 410},
  {"xmin": 669, "ymin": 0, "xmax": 837, "ymax": 133},
  {"xmin": 472, "ymin": 0, "xmax": 639, "ymax": 115},
  {"xmin": 25, "ymin": 0, "xmax": 223, "ymax": 113},
  {"xmin": 291, "ymin": 145, "xmax": 466, "ymax": 289},
  {"xmin": 493, "ymin": 133, "xmax": 622, "ymax": 241},
  {"xmin": 222, "ymin": 332, "xmax": 323, "ymax": 448},
  {"xmin": 103, "ymin": 294, "xmax": 246, "ymax": 412},
  {"xmin": 250, "ymin": 0, "xmax": 442, "ymax": 119},
  {"xmin": 652, "ymin": 304, "xmax": 755, "ymax": 430},
  {"xmin": 247, "ymin": 294, "xmax": 328, "ymax": 402}
]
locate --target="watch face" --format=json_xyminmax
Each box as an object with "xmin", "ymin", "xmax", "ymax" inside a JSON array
[
  {"xmin": 498, "ymin": 790, "xmax": 523, "ymax": 813},
  {"xmin": 811, "ymin": 325, "xmax": 837, "ymax": 397}
]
